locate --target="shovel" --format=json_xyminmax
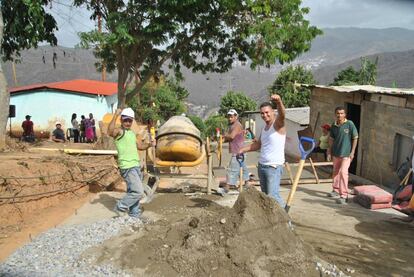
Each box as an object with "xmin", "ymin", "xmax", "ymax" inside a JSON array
[
  {"xmin": 236, "ymin": 153, "xmax": 245, "ymax": 192},
  {"xmin": 285, "ymin": 136, "xmax": 315, "ymax": 213}
]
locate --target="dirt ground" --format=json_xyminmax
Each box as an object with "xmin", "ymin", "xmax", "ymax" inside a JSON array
[
  {"xmin": 1, "ymin": 139, "xmax": 414, "ymax": 276},
  {"xmin": 0, "ymin": 139, "xmax": 121, "ymax": 261}
]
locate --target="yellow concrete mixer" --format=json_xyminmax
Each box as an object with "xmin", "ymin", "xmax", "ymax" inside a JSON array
[{"xmin": 155, "ymin": 115, "xmax": 205, "ymax": 167}]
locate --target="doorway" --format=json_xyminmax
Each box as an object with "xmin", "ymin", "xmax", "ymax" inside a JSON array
[{"xmin": 346, "ymin": 103, "xmax": 361, "ymax": 174}]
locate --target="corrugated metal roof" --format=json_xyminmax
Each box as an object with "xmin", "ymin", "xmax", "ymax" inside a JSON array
[
  {"xmin": 302, "ymin": 84, "xmax": 414, "ymax": 96},
  {"xmin": 285, "ymin": 107, "xmax": 309, "ymax": 125},
  {"xmin": 9, "ymin": 79, "xmax": 118, "ymax": 96}
]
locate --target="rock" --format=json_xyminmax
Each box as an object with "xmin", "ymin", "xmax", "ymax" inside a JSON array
[
  {"xmin": 189, "ymin": 217, "xmax": 200, "ymax": 228},
  {"xmin": 220, "ymin": 218, "xmax": 226, "ymax": 224}
]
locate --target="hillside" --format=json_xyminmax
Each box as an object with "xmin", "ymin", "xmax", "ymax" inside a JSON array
[
  {"xmin": 313, "ymin": 49, "xmax": 414, "ymax": 88},
  {"xmin": 296, "ymin": 27, "xmax": 414, "ymax": 67},
  {"xmin": 4, "ymin": 27, "xmax": 414, "ymax": 112}
]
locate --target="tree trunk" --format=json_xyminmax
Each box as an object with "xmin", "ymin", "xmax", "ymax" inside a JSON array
[{"xmin": 0, "ymin": 11, "xmax": 10, "ymax": 149}]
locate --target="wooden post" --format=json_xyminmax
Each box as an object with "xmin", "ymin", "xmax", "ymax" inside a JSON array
[
  {"xmin": 239, "ymin": 166, "xmax": 243, "ymax": 192},
  {"xmin": 308, "ymin": 158, "xmax": 320, "ymax": 184},
  {"xmin": 285, "ymin": 162, "xmax": 294, "ymax": 184},
  {"xmin": 206, "ymin": 137, "xmax": 212, "ymax": 195}
]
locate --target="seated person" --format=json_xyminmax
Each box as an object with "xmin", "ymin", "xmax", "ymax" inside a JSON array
[
  {"xmin": 245, "ymin": 127, "xmax": 255, "ymax": 140},
  {"xmin": 21, "ymin": 115, "xmax": 35, "ymax": 142},
  {"xmin": 52, "ymin": 122, "xmax": 66, "ymax": 143},
  {"xmin": 312, "ymin": 124, "xmax": 330, "ymax": 160}
]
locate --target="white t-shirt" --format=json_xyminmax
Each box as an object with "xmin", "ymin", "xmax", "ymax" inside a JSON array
[{"xmin": 259, "ymin": 124, "xmax": 286, "ymax": 166}]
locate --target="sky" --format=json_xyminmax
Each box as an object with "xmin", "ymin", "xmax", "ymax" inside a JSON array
[{"xmin": 50, "ymin": 0, "xmax": 414, "ymax": 47}]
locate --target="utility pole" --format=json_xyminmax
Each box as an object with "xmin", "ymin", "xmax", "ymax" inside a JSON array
[
  {"xmin": 12, "ymin": 61, "xmax": 18, "ymax": 86},
  {"xmin": 98, "ymin": 10, "xmax": 106, "ymax": 82}
]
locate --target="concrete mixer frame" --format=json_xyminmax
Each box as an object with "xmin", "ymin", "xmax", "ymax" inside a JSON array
[{"xmin": 141, "ymin": 138, "xmax": 215, "ymax": 203}]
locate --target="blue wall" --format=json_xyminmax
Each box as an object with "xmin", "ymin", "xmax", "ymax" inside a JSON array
[{"xmin": 10, "ymin": 89, "xmax": 117, "ymax": 131}]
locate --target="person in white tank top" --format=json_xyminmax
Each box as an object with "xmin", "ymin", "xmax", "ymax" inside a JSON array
[{"xmin": 239, "ymin": 94, "xmax": 286, "ymax": 207}]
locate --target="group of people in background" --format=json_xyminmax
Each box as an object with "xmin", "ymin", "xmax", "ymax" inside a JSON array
[
  {"xmin": 70, "ymin": 113, "xmax": 96, "ymax": 143},
  {"xmin": 21, "ymin": 113, "xmax": 97, "ymax": 143}
]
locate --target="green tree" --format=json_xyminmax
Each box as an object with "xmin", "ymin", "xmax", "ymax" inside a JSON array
[
  {"xmin": 75, "ymin": 0, "xmax": 321, "ymax": 108},
  {"xmin": 219, "ymin": 91, "xmax": 257, "ymax": 115},
  {"xmin": 359, "ymin": 57, "xmax": 378, "ymax": 85},
  {"xmin": 0, "ymin": 0, "xmax": 58, "ymax": 148},
  {"xmin": 269, "ymin": 65, "xmax": 315, "ymax": 108},
  {"xmin": 129, "ymin": 78, "xmax": 187, "ymax": 123},
  {"xmin": 331, "ymin": 66, "xmax": 360, "ymax": 86},
  {"xmin": 204, "ymin": 114, "xmax": 228, "ymax": 139},
  {"xmin": 331, "ymin": 57, "xmax": 378, "ymax": 86},
  {"xmin": 188, "ymin": 115, "xmax": 206, "ymax": 138}
]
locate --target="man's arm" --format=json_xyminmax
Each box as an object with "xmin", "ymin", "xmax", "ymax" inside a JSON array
[
  {"xmin": 271, "ymin": 94, "xmax": 286, "ymax": 132},
  {"xmin": 349, "ymin": 122, "xmax": 358, "ymax": 160},
  {"xmin": 52, "ymin": 135, "xmax": 64, "ymax": 143},
  {"xmin": 350, "ymin": 138, "xmax": 358, "ymax": 160},
  {"xmin": 240, "ymin": 137, "xmax": 261, "ymax": 153},
  {"xmin": 327, "ymin": 137, "xmax": 334, "ymax": 161},
  {"xmin": 223, "ymin": 123, "xmax": 242, "ymax": 142},
  {"xmin": 108, "ymin": 109, "xmax": 122, "ymax": 138}
]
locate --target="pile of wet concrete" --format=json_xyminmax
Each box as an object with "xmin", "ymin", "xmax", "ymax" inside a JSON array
[{"xmin": 88, "ymin": 189, "xmax": 321, "ymax": 276}]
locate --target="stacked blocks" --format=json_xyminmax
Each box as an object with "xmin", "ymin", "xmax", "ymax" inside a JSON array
[{"xmin": 353, "ymin": 185, "xmax": 393, "ymax": 210}]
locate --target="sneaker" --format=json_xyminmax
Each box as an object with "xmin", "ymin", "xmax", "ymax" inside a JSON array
[
  {"xmin": 113, "ymin": 206, "xmax": 128, "ymax": 217},
  {"xmin": 335, "ymin": 198, "xmax": 347, "ymax": 204},
  {"xmin": 327, "ymin": 191, "xmax": 339, "ymax": 198},
  {"xmin": 243, "ymin": 184, "xmax": 253, "ymax": 190},
  {"xmin": 217, "ymin": 187, "xmax": 228, "ymax": 196}
]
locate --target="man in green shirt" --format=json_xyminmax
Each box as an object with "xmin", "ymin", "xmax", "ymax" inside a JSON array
[
  {"xmin": 327, "ymin": 106, "xmax": 358, "ymax": 204},
  {"xmin": 108, "ymin": 108, "xmax": 153, "ymax": 218}
]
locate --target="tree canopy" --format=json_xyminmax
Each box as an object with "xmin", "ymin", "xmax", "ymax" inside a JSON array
[
  {"xmin": 219, "ymin": 91, "xmax": 257, "ymax": 115},
  {"xmin": 0, "ymin": 0, "xmax": 58, "ymax": 148},
  {"xmin": 204, "ymin": 114, "xmax": 228, "ymax": 139},
  {"xmin": 269, "ymin": 65, "xmax": 315, "ymax": 108},
  {"xmin": 331, "ymin": 57, "xmax": 378, "ymax": 86},
  {"xmin": 128, "ymin": 77, "xmax": 187, "ymax": 123},
  {"xmin": 1, "ymin": 0, "xmax": 58, "ymax": 61},
  {"xmin": 76, "ymin": 0, "xmax": 322, "ymax": 107},
  {"xmin": 188, "ymin": 115, "xmax": 206, "ymax": 138}
]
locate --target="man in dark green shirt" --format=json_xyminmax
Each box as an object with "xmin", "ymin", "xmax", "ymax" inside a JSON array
[{"xmin": 327, "ymin": 106, "xmax": 358, "ymax": 204}]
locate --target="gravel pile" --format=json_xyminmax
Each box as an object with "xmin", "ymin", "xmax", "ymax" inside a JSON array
[{"xmin": 0, "ymin": 216, "xmax": 144, "ymax": 277}]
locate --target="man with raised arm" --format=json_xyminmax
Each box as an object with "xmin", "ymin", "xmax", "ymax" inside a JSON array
[
  {"xmin": 239, "ymin": 94, "xmax": 286, "ymax": 207},
  {"xmin": 108, "ymin": 108, "xmax": 153, "ymax": 218}
]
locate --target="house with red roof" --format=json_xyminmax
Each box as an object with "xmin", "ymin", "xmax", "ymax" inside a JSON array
[{"xmin": 9, "ymin": 79, "xmax": 118, "ymax": 131}]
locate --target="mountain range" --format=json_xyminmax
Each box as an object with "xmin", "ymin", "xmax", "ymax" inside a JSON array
[{"xmin": 4, "ymin": 27, "xmax": 414, "ymax": 116}]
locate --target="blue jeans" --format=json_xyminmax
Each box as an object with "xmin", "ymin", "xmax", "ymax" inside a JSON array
[
  {"xmin": 226, "ymin": 155, "xmax": 250, "ymax": 186},
  {"xmin": 117, "ymin": 166, "xmax": 144, "ymax": 217},
  {"xmin": 258, "ymin": 163, "xmax": 285, "ymax": 207}
]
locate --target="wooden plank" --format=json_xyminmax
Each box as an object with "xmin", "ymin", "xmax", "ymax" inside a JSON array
[
  {"xmin": 246, "ymin": 161, "xmax": 332, "ymax": 169},
  {"xmin": 281, "ymin": 178, "xmax": 333, "ymax": 185},
  {"xmin": 308, "ymin": 158, "xmax": 320, "ymax": 184},
  {"xmin": 285, "ymin": 162, "xmax": 294, "ymax": 184}
]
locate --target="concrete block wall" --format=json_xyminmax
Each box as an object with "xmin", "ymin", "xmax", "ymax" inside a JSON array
[{"xmin": 360, "ymin": 99, "xmax": 414, "ymax": 187}]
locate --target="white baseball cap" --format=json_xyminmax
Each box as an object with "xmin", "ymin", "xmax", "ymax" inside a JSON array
[
  {"xmin": 121, "ymin": 107, "xmax": 135, "ymax": 118},
  {"xmin": 55, "ymin": 121, "xmax": 62, "ymax": 126},
  {"xmin": 227, "ymin": 109, "xmax": 238, "ymax": 115}
]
